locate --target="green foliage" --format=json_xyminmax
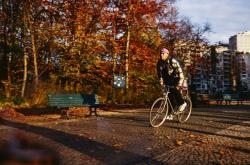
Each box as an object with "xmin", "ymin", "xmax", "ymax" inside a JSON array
[
  {"xmin": 13, "ymin": 97, "xmax": 25, "ymax": 105},
  {"xmin": 0, "ymin": 96, "xmax": 7, "ymax": 103}
]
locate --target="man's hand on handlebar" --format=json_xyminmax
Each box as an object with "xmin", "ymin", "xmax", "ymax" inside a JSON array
[
  {"xmin": 176, "ymin": 85, "xmax": 182, "ymax": 90},
  {"xmin": 160, "ymin": 78, "xmax": 164, "ymax": 86}
]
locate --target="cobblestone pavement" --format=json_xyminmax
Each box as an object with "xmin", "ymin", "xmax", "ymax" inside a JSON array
[{"xmin": 0, "ymin": 105, "xmax": 250, "ymax": 165}]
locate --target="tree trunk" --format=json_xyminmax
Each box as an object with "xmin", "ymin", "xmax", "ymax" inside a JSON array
[
  {"xmin": 125, "ymin": 22, "xmax": 130, "ymax": 92},
  {"xmin": 31, "ymin": 32, "xmax": 39, "ymax": 86},
  {"xmin": 1, "ymin": 1, "xmax": 12, "ymax": 98},
  {"xmin": 20, "ymin": 11, "xmax": 28, "ymax": 98},
  {"xmin": 27, "ymin": 1, "xmax": 38, "ymax": 88},
  {"xmin": 21, "ymin": 46, "xmax": 28, "ymax": 98}
]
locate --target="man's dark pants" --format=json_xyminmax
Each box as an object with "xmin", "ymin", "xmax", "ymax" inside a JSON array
[{"xmin": 169, "ymin": 87, "xmax": 185, "ymax": 110}]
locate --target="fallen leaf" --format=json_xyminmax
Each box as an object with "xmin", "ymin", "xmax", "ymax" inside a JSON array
[
  {"xmin": 189, "ymin": 134, "xmax": 195, "ymax": 138},
  {"xmin": 165, "ymin": 135, "xmax": 170, "ymax": 139},
  {"xmin": 219, "ymin": 150, "xmax": 225, "ymax": 155},
  {"xmin": 201, "ymin": 140, "xmax": 207, "ymax": 144},
  {"xmin": 179, "ymin": 129, "xmax": 186, "ymax": 133},
  {"xmin": 176, "ymin": 140, "xmax": 183, "ymax": 145},
  {"xmin": 113, "ymin": 143, "xmax": 124, "ymax": 149}
]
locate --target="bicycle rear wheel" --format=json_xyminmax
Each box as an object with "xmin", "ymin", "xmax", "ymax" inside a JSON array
[
  {"xmin": 177, "ymin": 96, "xmax": 192, "ymax": 123},
  {"xmin": 149, "ymin": 97, "xmax": 169, "ymax": 127}
]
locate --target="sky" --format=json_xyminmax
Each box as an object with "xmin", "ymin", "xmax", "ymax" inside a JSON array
[{"xmin": 175, "ymin": 0, "xmax": 250, "ymax": 44}]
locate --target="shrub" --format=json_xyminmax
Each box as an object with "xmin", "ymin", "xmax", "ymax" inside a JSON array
[
  {"xmin": 13, "ymin": 97, "xmax": 25, "ymax": 105},
  {"xmin": 0, "ymin": 96, "xmax": 7, "ymax": 103}
]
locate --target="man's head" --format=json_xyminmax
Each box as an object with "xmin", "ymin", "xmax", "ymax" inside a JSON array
[{"xmin": 160, "ymin": 48, "xmax": 169, "ymax": 60}]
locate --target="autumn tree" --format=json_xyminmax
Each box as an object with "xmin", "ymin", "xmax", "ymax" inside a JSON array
[
  {"xmin": 0, "ymin": 0, "xmax": 212, "ymax": 105},
  {"xmin": 0, "ymin": 0, "xmax": 24, "ymax": 99}
]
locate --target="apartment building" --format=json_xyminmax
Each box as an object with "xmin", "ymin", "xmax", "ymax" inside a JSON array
[
  {"xmin": 191, "ymin": 53, "xmax": 210, "ymax": 94},
  {"xmin": 173, "ymin": 41, "xmax": 211, "ymax": 94},
  {"xmin": 208, "ymin": 44, "xmax": 235, "ymax": 93},
  {"xmin": 211, "ymin": 47, "xmax": 250, "ymax": 94},
  {"xmin": 229, "ymin": 30, "xmax": 250, "ymax": 92},
  {"xmin": 229, "ymin": 31, "xmax": 250, "ymax": 53},
  {"xmin": 235, "ymin": 53, "xmax": 250, "ymax": 90},
  {"xmin": 191, "ymin": 31, "xmax": 250, "ymax": 94},
  {"xmin": 221, "ymin": 51, "xmax": 233, "ymax": 92}
]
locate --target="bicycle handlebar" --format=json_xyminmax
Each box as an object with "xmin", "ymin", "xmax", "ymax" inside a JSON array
[{"xmin": 164, "ymin": 85, "xmax": 175, "ymax": 89}]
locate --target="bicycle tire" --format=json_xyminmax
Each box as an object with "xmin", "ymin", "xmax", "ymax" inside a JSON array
[
  {"xmin": 177, "ymin": 96, "xmax": 192, "ymax": 123},
  {"xmin": 149, "ymin": 97, "xmax": 169, "ymax": 127}
]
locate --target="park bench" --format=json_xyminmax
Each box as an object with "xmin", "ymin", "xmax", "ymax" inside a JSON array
[
  {"xmin": 222, "ymin": 94, "xmax": 240, "ymax": 105},
  {"xmin": 209, "ymin": 93, "xmax": 240, "ymax": 105},
  {"xmin": 48, "ymin": 93, "xmax": 103, "ymax": 119},
  {"xmin": 209, "ymin": 94, "xmax": 223, "ymax": 105}
]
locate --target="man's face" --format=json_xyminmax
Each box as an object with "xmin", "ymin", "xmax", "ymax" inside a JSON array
[{"xmin": 161, "ymin": 51, "xmax": 169, "ymax": 60}]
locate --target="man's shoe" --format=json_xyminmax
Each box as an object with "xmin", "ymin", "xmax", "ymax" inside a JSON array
[
  {"xmin": 166, "ymin": 114, "xmax": 173, "ymax": 120},
  {"xmin": 179, "ymin": 102, "xmax": 187, "ymax": 112}
]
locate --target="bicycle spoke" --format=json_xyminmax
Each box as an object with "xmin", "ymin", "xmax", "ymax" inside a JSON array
[
  {"xmin": 152, "ymin": 105, "xmax": 165, "ymax": 121},
  {"xmin": 156, "ymin": 104, "xmax": 165, "ymax": 114},
  {"xmin": 152, "ymin": 113, "xmax": 160, "ymax": 122},
  {"xmin": 149, "ymin": 97, "xmax": 169, "ymax": 127}
]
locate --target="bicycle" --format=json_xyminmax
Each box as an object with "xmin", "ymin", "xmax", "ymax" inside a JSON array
[{"xmin": 149, "ymin": 85, "xmax": 192, "ymax": 127}]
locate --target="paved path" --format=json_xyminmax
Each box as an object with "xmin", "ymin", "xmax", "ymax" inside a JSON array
[{"xmin": 0, "ymin": 106, "xmax": 250, "ymax": 164}]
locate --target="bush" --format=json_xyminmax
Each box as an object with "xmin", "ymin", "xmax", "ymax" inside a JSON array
[
  {"xmin": 0, "ymin": 96, "xmax": 7, "ymax": 103},
  {"xmin": 13, "ymin": 97, "xmax": 25, "ymax": 105}
]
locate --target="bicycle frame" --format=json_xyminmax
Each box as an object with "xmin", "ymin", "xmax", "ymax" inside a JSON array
[
  {"xmin": 162, "ymin": 86, "xmax": 177, "ymax": 115},
  {"xmin": 149, "ymin": 85, "xmax": 192, "ymax": 127},
  {"xmin": 163, "ymin": 85, "xmax": 188, "ymax": 115}
]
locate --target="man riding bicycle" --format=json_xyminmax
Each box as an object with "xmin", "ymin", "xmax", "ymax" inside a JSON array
[{"xmin": 157, "ymin": 48, "xmax": 187, "ymax": 120}]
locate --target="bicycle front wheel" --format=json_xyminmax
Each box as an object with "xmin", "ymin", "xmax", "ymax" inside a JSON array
[
  {"xmin": 177, "ymin": 96, "xmax": 192, "ymax": 123},
  {"xmin": 149, "ymin": 97, "xmax": 169, "ymax": 127}
]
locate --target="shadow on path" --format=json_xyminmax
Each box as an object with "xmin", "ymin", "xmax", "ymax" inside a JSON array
[
  {"xmin": 0, "ymin": 118, "xmax": 161, "ymax": 165},
  {"xmin": 102, "ymin": 114, "xmax": 150, "ymax": 127},
  {"xmin": 167, "ymin": 125, "xmax": 250, "ymax": 142}
]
